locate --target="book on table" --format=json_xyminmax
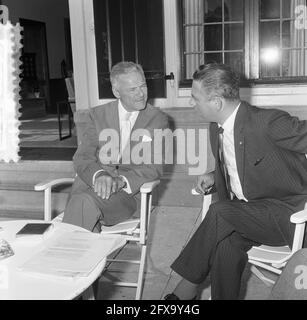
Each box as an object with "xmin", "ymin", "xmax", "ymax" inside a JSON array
[{"xmin": 15, "ymin": 223, "xmax": 54, "ymax": 240}]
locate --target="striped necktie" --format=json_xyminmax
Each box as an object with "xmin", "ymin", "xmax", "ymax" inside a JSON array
[{"xmin": 218, "ymin": 127, "xmax": 232, "ymax": 198}]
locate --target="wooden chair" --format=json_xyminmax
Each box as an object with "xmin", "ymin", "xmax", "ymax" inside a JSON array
[
  {"xmin": 35, "ymin": 178, "xmax": 160, "ymax": 300},
  {"xmin": 57, "ymin": 77, "xmax": 75, "ymax": 140},
  {"xmin": 192, "ymin": 189, "xmax": 307, "ymax": 287}
]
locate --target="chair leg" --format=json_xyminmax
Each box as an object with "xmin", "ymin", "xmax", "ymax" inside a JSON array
[
  {"xmin": 57, "ymin": 102, "xmax": 62, "ymax": 140},
  {"xmin": 250, "ymin": 265, "xmax": 275, "ymax": 286},
  {"xmin": 135, "ymin": 245, "xmax": 147, "ymax": 300}
]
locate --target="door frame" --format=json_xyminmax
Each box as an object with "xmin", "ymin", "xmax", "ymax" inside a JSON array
[
  {"xmin": 68, "ymin": 0, "xmax": 180, "ymax": 111},
  {"xmin": 19, "ymin": 18, "xmax": 51, "ymax": 107}
]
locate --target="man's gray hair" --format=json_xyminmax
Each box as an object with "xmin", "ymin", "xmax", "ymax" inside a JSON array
[
  {"xmin": 110, "ymin": 61, "xmax": 145, "ymax": 86},
  {"xmin": 193, "ymin": 63, "xmax": 240, "ymax": 101}
]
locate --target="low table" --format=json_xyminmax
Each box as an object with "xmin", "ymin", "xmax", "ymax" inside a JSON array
[{"xmin": 0, "ymin": 220, "xmax": 107, "ymax": 300}]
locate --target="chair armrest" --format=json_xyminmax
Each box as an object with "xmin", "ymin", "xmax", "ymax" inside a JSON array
[
  {"xmin": 34, "ymin": 178, "xmax": 74, "ymax": 191},
  {"xmin": 290, "ymin": 208, "xmax": 307, "ymax": 224},
  {"xmin": 140, "ymin": 180, "xmax": 160, "ymax": 194}
]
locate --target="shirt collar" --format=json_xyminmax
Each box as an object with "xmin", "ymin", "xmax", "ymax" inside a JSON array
[
  {"xmin": 221, "ymin": 102, "xmax": 241, "ymax": 133},
  {"xmin": 118, "ymin": 100, "xmax": 139, "ymax": 121}
]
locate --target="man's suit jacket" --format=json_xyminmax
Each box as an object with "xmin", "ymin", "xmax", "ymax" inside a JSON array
[
  {"xmin": 72, "ymin": 100, "xmax": 169, "ymax": 197},
  {"xmin": 210, "ymin": 101, "xmax": 307, "ymax": 211}
]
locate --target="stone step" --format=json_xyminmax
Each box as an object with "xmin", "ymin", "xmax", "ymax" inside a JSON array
[
  {"xmin": 0, "ymin": 189, "xmax": 69, "ymax": 213},
  {"xmin": 0, "ymin": 209, "xmax": 43, "ymax": 220},
  {"xmin": 0, "ymin": 161, "xmax": 75, "ymax": 186}
]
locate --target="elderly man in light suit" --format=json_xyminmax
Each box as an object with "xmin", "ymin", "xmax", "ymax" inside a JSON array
[{"xmin": 63, "ymin": 62, "xmax": 169, "ymax": 232}]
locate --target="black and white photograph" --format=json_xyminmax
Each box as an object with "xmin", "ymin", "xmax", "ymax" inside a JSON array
[{"xmin": 0, "ymin": 0, "xmax": 307, "ymax": 307}]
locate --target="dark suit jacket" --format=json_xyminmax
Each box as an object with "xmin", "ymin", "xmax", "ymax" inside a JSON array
[
  {"xmin": 210, "ymin": 101, "xmax": 307, "ymax": 211},
  {"xmin": 72, "ymin": 100, "xmax": 169, "ymax": 197}
]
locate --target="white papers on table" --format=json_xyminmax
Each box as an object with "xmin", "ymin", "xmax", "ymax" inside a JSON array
[{"xmin": 18, "ymin": 231, "xmax": 126, "ymax": 279}]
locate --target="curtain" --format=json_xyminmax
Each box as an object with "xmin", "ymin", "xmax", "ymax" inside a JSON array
[
  {"xmin": 184, "ymin": 0, "xmax": 205, "ymax": 79},
  {"xmin": 289, "ymin": 0, "xmax": 307, "ymax": 76}
]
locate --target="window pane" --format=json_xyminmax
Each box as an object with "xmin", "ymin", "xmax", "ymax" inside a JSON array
[
  {"xmin": 260, "ymin": 21, "xmax": 280, "ymax": 48},
  {"xmin": 122, "ymin": 0, "xmax": 137, "ymax": 61},
  {"xmin": 282, "ymin": 0, "xmax": 290, "ymax": 19},
  {"xmin": 184, "ymin": 25, "xmax": 205, "ymax": 79},
  {"xmin": 282, "ymin": 21, "xmax": 290, "ymax": 48},
  {"xmin": 225, "ymin": 52, "xmax": 244, "ymax": 75},
  {"xmin": 260, "ymin": 60, "xmax": 280, "ymax": 77},
  {"xmin": 224, "ymin": 23, "xmax": 244, "ymax": 50},
  {"xmin": 260, "ymin": 0, "xmax": 280, "ymax": 19},
  {"xmin": 204, "ymin": 0, "xmax": 222, "ymax": 22},
  {"xmin": 94, "ymin": 0, "xmax": 113, "ymax": 97},
  {"xmin": 109, "ymin": 0, "xmax": 122, "ymax": 64},
  {"xmin": 287, "ymin": 49, "xmax": 307, "ymax": 77},
  {"xmin": 183, "ymin": 0, "xmax": 204, "ymax": 25},
  {"xmin": 287, "ymin": 21, "xmax": 307, "ymax": 49},
  {"xmin": 282, "ymin": 50, "xmax": 290, "ymax": 76},
  {"xmin": 184, "ymin": 26, "xmax": 204, "ymax": 53},
  {"xmin": 204, "ymin": 53, "xmax": 223, "ymax": 65},
  {"xmin": 94, "ymin": 0, "xmax": 165, "ymax": 98},
  {"xmin": 224, "ymin": 0, "xmax": 244, "ymax": 21},
  {"xmin": 134, "ymin": 0, "xmax": 165, "ymax": 98},
  {"xmin": 185, "ymin": 54, "xmax": 204, "ymax": 79},
  {"xmin": 204, "ymin": 25, "xmax": 222, "ymax": 51}
]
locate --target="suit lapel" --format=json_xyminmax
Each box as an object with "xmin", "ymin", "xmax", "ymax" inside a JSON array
[
  {"xmin": 234, "ymin": 102, "xmax": 247, "ymax": 190},
  {"xmin": 105, "ymin": 101, "xmax": 120, "ymax": 163},
  {"xmin": 132, "ymin": 105, "xmax": 151, "ymax": 132},
  {"xmin": 129, "ymin": 104, "xmax": 152, "ymax": 151},
  {"xmin": 107, "ymin": 100, "xmax": 120, "ymax": 133}
]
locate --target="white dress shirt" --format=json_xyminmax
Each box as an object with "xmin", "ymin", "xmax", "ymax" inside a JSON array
[
  {"xmin": 118, "ymin": 100, "xmax": 139, "ymax": 158},
  {"xmin": 220, "ymin": 103, "xmax": 248, "ymax": 202},
  {"xmin": 92, "ymin": 100, "xmax": 139, "ymax": 194}
]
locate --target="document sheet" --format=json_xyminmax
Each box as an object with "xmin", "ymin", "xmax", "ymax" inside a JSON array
[{"xmin": 18, "ymin": 231, "xmax": 126, "ymax": 279}]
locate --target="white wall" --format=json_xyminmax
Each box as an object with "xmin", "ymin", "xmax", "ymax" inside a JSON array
[{"xmin": 3, "ymin": 0, "xmax": 69, "ymax": 78}]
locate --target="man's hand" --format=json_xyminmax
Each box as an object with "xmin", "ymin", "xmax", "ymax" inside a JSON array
[
  {"xmin": 94, "ymin": 173, "xmax": 126, "ymax": 200},
  {"xmin": 195, "ymin": 172, "xmax": 215, "ymax": 194}
]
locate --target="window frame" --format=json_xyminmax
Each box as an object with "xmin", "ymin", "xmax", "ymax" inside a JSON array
[
  {"xmin": 178, "ymin": 0, "xmax": 307, "ymax": 86},
  {"xmin": 68, "ymin": 0, "xmax": 307, "ymax": 111}
]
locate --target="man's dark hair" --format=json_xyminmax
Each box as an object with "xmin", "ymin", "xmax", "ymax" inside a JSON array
[{"xmin": 193, "ymin": 63, "xmax": 240, "ymax": 101}]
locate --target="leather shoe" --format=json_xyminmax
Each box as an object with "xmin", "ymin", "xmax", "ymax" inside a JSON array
[
  {"xmin": 164, "ymin": 293, "xmax": 180, "ymax": 300},
  {"xmin": 164, "ymin": 293, "xmax": 197, "ymax": 300}
]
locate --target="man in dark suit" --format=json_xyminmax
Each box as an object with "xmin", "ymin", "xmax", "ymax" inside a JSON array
[
  {"xmin": 165, "ymin": 63, "xmax": 307, "ymax": 300},
  {"xmin": 63, "ymin": 61, "xmax": 168, "ymax": 232}
]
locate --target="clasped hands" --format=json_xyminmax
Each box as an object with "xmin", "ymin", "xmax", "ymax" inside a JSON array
[
  {"xmin": 94, "ymin": 172, "xmax": 126, "ymax": 200},
  {"xmin": 194, "ymin": 172, "xmax": 215, "ymax": 195}
]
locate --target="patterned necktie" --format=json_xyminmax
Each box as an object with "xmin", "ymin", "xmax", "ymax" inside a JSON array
[{"xmin": 218, "ymin": 127, "xmax": 232, "ymax": 198}]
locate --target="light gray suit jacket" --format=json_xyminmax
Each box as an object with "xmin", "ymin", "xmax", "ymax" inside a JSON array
[{"xmin": 72, "ymin": 100, "xmax": 169, "ymax": 197}]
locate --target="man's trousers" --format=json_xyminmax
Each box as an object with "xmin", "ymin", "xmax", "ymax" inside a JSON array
[
  {"xmin": 62, "ymin": 185, "xmax": 137, "ymax": 232},
  {"xmin": 171, "ymin": 198, "xmax": 296, "ymax": 299}
]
